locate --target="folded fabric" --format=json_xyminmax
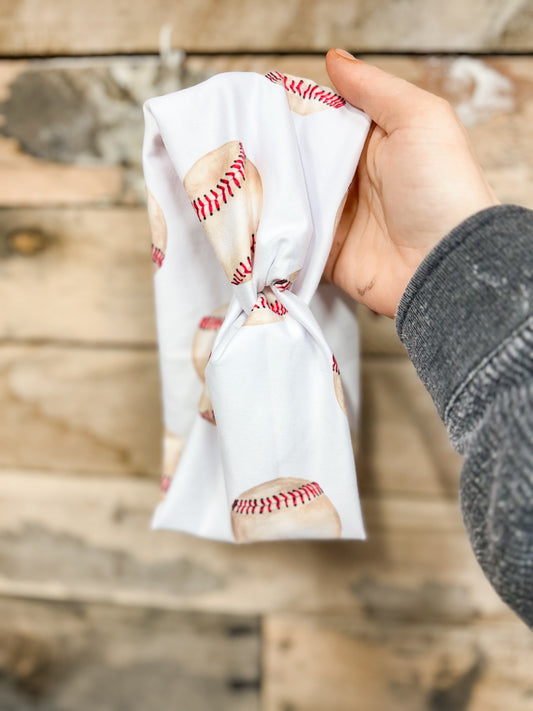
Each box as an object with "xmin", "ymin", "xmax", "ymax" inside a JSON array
[{"xmin": 142, "ymin": 70, "xmax": 370, "ymax": 543}]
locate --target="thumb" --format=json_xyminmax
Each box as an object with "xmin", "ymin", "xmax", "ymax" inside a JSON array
[{"xmin": 326, "ymin": 49, "xmax": 438, "ymax": 133}]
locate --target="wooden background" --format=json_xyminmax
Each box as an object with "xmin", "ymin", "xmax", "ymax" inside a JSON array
[{"xmin": 1, "ymin": 2, "xmax": 533, "ymax": 709}]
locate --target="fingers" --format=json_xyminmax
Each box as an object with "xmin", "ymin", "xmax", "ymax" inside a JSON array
[{"xmin": 325, "ymin": 49, "xmax": 441, "ymax": 133}]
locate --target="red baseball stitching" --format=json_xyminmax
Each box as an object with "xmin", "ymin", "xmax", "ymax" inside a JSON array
[
  {"xmin": 252, "ymin": 295, "xmax": 288, "ymax": 316},
  {"xmin": 200, "ymin": 409, "xmax": 216, "ymax": 425},
  {"xmin": 199, "ymin": 315, "xmax": 225, "ymax": 330},
  {"xmin": 231, "ymin": 233, "xmax": 256, "ymax": 286},
  {"xmin": 232, "ymin": 481, "xmax": 324, "ymax": 515},
  {"xmin": 332, "ymin": 354, "xmax": 340, "ymax": 374},
  {"xmin": 160, "ymin": 474, "xmax": 172, "ymax": 493},
  {"xmin": 231, "ymin": 256, "xmax": 253, "ymax": 285},
  {"xmin": 265, "ymin": 71, "xmax": 345, "ymax": 109},
  {"xmin": 151, "ymin": 245, "xmax": 165, "ymax": 268},
  {"xmin": 273, "ymin": 279, "xmax": 292, "ymax": 292},
  {"xmin": 191, "ymin": 142, "xmax": 247, "ymax": 221}
]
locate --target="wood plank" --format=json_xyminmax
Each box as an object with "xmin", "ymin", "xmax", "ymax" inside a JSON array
[
  {"xmin": 0, "ymin": 204, "xmax": 405, "ymax": 353},
  {"xmin": 0, "ymin": 345, "xmax": 162, "ymax": 476},
  {"xmin": 0, "ymin": 201, "xmax": 477, "ymax": 357},
  {"xmin": 0, "ymin": 345, "xmax": 461, "ymax": 496},
  {"xmin": 0, "ymin": 136, "xmax": 123, "ymax": 206},
  {"xmin": 0, "ymin": 57, "xmax": 531, "ymax": 352},
  {"xmin": 0, "ymin": 208, "xmax": 156, "ymax": 344},
  {"xmin": 262, "ymin": 614, "xmax": 533, "ymax": 711},
  {"xmin": 0, "ymin": 56, "xmax": 180, "ymax": 207},
  {"xmin": 0, "ymin": 55, "xmax": 531, "ymax": 213},
  {"xmin": 357, "ymin": 358, "xmax": 462, "ymax": 497},
  {"xmin": 358, "ymin": 305, "xmax": 406, "ymax": 356},
  {"xmin": 0, "ymin": 469, "xmax": 507, "ymax": 619},
  {"xmin": 0, "ymin": 596, "xmax": 259, "ymax": 711},
  {"xmin": 1, "ymin": 1, "xmax": 533, "ymax": 55}
]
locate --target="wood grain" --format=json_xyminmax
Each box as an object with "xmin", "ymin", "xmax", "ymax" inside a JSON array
[
  {"xmin": 0, "ymin": 595, "xmax": 260, "ymax": 711},
  {"xmin": 1, "ymin": 1, "xmax": 532, "ymax": 55},
  {"xmin": 0, "ymin": 205, "xmax": 406, "ymax": 354},
  {"xmin": 0, "ymin": 57, "xmax": 530, "ymax": 353},
  {"xmin": 0, "ymin": 136, "xmax": 123, "ymax": 206},
  {"xmin": 0, "ymin": 56, "xmax": 187, "ymax": 207},
  {"xmin": 0, "ymin": 10, "xmax": 530, "ymax": 708},
  {"xmin": 357, "ymin": 358, "xmax": 462, "ymax": 497},
  {"xmin": 0, "ymin": 468, "xmax": 506, "ymax": 620},
  {"xmin": 0, "ymin": 345, "xmax": 161, "ymax": 475},
  {"xmin": 0, "ymin": 208, "xmax": 156, "ymax": 344},
  {"xmin": 0, "ymin": 56, "xmax": 531, "ymax": 210},
  {"xmin": 263, "ymin": 614, "xmax": 533, "ymax": 711},
  {"xmin": 0, "ymin": 345, "xmax": 461, "ymax": 496}
]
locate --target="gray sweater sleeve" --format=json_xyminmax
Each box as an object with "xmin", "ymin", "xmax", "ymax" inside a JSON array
[{"xmin": 395, "ymin": 204, "xmax": 533, "ymax": 628}]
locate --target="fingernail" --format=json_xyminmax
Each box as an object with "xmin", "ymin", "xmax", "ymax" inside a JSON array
[{"xmin": 334, "ymin": 49, "xmax": 358, "ymax": 62}]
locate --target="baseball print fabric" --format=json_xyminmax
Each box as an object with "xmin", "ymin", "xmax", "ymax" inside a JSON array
[{"xmin": 142, "ymin": 70, "xmax": 370, "ymax": 543}]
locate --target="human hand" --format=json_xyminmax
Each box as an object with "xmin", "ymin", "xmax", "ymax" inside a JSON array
[{"xmin": 324, "ymin": 49, "xmax": 499, "ymax": 318}]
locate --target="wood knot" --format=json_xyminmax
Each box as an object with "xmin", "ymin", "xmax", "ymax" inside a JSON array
[{"xmin": 6, "ymin": 228, "xmax": 48, "ymax": 255}]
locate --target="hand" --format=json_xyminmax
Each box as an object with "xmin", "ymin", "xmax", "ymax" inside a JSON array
[{"xmin": 324, "ymin": 49, "xmax": 500, "ymax": 318}]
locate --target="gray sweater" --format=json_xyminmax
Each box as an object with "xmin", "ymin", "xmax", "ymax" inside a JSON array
[{"xmin": 395, "ymin": 204, "xmax": 533, "ymax": 628}]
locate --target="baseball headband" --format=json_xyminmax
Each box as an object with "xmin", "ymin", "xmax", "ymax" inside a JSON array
[{"xmin": 142, "ymin": 70, "xmax": 370, "ymax": 543}]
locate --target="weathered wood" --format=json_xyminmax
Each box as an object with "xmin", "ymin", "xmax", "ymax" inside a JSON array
[
  {"xmin": 0, "ymin": 55, "xmax": 531, "ymax": 210},
  {"xmin": 0, "ymin": 595, "xmax": 260, "ymax": 711},
  {"xmin": 1, "ymin": 0, "xmax": 533, "ymax": 54},
  {"xmin": 0, "ymin": 208, "xmax": 156, "ymax": 344},
  {"xmin": 0, "ymin": 468, "xmax": 507, "ymax": 619},
  {"xmin": 0, "ymin": 345, "xmax": 461, "ymax": 495},
  {"xmin": 0, "ymin": 58, "xmax": 530, "ymax": 350},
  {"xmin": 0, "ymin": 205, "xmax": 405, "ymax": 353},
  {"xmin": 262, "ymin": 614, "xmax": 533, "ymax": 711},
  {"xmin": 0, "ymin": 345, "xmax": 161, "ymax": 476},
  {"xmin": 358, "ymin": 305, "xmax": 406, "ymax": 356},
  {"xmin": 0, "ymin": 136, "xmax": 123, "ymax": 206},
  {"xmin": 357, "ymin": 358, "xmax": 462, "ymax": 497},
  {"xmin": 0, "ymin": 56, "xmax": 185, "ymax": 207}
]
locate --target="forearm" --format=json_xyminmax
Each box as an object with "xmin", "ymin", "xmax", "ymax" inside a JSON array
[{"xmin": 395, "ymin": 205, "xmax": 533, "ymax": 627}]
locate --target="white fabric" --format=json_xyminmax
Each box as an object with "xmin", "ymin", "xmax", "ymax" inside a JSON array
[{"xmin": 142, "ymin": 70, "xmax": 370, "ymax": 543}]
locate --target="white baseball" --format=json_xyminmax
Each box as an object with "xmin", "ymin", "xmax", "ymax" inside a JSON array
[
  {"xmin": 231, "ymin": 477, "xmax": 342, "ymax": 543},
  {"xmin": 265, "ymin": 71, "xmax": 346, "ymax": 116},
  {"xmin": 244, "ymin": 286, "xmax": 288, "ymax": 326},
  {"xmin": 332, "ymin": 355, "xmax": 348, "ymax": 415},
  {"xmin": 198, "ymin": 382, "xmax": 216, "ymax": 425},
  {"xmin": 159, "ymin": 428, "xmax": 184, "ymax": 501},
  {"xmin": 192, "ymin": 304, "xmax": 228, "ymax": 381},
  {"xmin": 147, "ymin": 189, "xmax": 167, "ymax": 272},
  {"xmin": 184, "ymin": 140, "xmax": 262, "ymax": 286}
]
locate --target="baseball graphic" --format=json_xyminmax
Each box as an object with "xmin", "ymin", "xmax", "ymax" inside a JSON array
[
  {"xmin": 332, "ymin": 355, "xmax": 347, "ymax": 415},
  {"xmin": 272, "ymin": 269, "xmax": 301, "ymax": 293},
  {"xmin": 244, "ymin": 286, "xmax": 288, "ymax": 326},
  {"xmin": 184, "ymin": 141, "xmax": 262, "ymax": 286},
  {"xmin": 265, "ymin": 71, "xmax": 345, "ymax": 115},
  {"xmin": 147, "ymin": 189, "xmax": 167, "ymax": 272},
  {"xmin": 198, "ymin": 382, "xmax": 216, "ymax": 425},
  {"xmin": 192, "ymin": 304, "xmax": 228, "ymax": 381},
  {"xmin": 159, "ymin": 428, "xmax": 184, "ymax": 501},
  {"xmin": 231, "ymin": 477, "xmax": 342, "ymax": 542}
]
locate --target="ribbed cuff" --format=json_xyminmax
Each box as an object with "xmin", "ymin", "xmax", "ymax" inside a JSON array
[{"xmin": 395, "ymin": 205, "xmax": 533, "ymax": 422}]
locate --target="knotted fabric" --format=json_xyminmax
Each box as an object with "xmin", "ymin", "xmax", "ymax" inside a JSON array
[{"xmin": 142, "ymin": 71, "xmax": 370, "ymax": 542}]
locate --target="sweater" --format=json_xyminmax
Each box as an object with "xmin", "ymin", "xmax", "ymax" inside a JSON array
[{"xmin": 396, "ymin": 204, "xmax": 533, "ymax": 628}]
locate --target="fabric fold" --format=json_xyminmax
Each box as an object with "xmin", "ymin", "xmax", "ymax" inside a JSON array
[{"xmin": 142, "ymin": 70, "xmax": 370, "ymax": 542}]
